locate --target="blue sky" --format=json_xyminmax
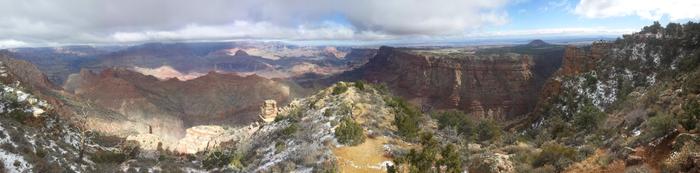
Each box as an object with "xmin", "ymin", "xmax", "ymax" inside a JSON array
[
  {"xmin": 474, "ymin": 0, "xmax": 690, "ymax": 39},
  {"xmin": 503, "ymin": 0, "xmax": 644, "ymax": 30},
  {"xmin": 0, "ymin": 0, "xmax": 698, "ymax": 47}
]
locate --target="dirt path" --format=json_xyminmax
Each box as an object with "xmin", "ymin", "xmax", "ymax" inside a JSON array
[{"xmin": 333, "ymin": 137, "xmax": 393, "ymax": 173}]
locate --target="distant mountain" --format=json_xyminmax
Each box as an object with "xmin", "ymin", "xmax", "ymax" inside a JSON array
[
  {"xmin": 526, "ymin": 39, "xmax": 550, "ymax": 47},
  {"xmin": 8, "ymin": 42, "xmax": 376, "ymax": 85}
]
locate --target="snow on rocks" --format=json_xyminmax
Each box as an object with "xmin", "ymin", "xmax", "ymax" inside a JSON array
[
  {"xmin": 1, "ymin": 84, "xmax": 50, "ymax": 117},
  {"xmin": 0, "ymin": 149, "xmax": 30, "ymax": 173}
]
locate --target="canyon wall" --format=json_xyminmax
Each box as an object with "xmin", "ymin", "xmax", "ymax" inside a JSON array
[
  {"xmin": 351, "ymin": 46, "xmax": 545, "ymax": 120},
  {"xmin": 64, "ymin": 68, "xmax": 298, "ymax": 128}
]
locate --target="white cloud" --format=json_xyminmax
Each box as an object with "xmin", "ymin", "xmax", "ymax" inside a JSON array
[
  {"xmin": 109, "ymin": 21, "xmax": 393, "ymax": 43},
  {"xmin": 338, "ymin": 0, "xmax": 509, "ymax": 35},
  {"xmin": 0, "ymin": 0, "xmax": 511, "ymax": 46},
  {"xmin": 575, "ymin": 0, "xmax": 700, "ymax": 20},
  {"xmin": 474, "ymin": 27, "xmax": 637, "ymax": 37},
  {"xmin": 0, "ymin": 39, "xmax": 28, "ymax": 48}
]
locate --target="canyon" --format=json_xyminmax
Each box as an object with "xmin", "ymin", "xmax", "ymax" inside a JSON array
[
  {"xmin": 1, "ymin": 40, "xmax": 569, "ymax": 158},
  {"xmin": 328, "ymin": 43, "xmax": 564, "ymax": 120},
  {"xmin": 63, "ymin": 67, "xmax": 298, "ymax": 139}
]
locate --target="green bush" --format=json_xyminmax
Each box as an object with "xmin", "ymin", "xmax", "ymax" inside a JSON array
[
  {"xmin": 573, "ymin": 101, "xmax": 606, "ymax": 132},
  {"xmin": 202, "ymin": 151, "xmax": 231, "ymax": 170},
  {"xmin": 275, "ymin": 107, "xmax": 303, "ymax": 122},
  {"xmin": 393, "ymin": 133, "xmax": 462, "ymax": 173},
  {"xmin": 91, "ymin": 150, "xmax": 127, "ymax": 164},
  {"xmin": 275, "ymin": 140, "xmax": 287, "ymax": 153},
  {"xmin": 476, "ymin": 119, "xmax": 502, "ymax": 142},
  {"xmin": 678, "ymin": 51, "xmax": 700, "ymax": 72},
  {"xmin": 354, "ymin": 81, "xmax": 366, "ymax": 91},
  {"xmin": 438, "ymin": 144, "xmax": 463, "ymax": 173},
  {"xmin": 681, "ymin": 99, "xmax": 700, "ymax": 130},
  {"xmin": 338, "ymin": 103, "xmax": 352, "ymax": 116},
  {"xmin": 583, "ymin": 73, "xmax": 598, "ymax": 91},
  {"xmin": 281, "ymin": 123, "xmax": 299, "ymax": 137},
  {"xmin": 323, "ymin": 109, "xmax": 333, "ymax": 117},
  {"xmin": 548, "ymin": 116, "xmax": 574, "ymax": 139},
  {"xmin": 9, "ymin": 110, "xmax": 31, "ymax": 123},
  {"xmin": 229, "ymin": 152, "xmax": 245, "ymax": 169},
  {"xmin": 332, "ymin": 84, "xmax": 348, "ymax": 95},
  {"xmin": 202, "ymin": 150, "xmax": 245, "ymax": 170},
  {"xmin": 386, "ymin": 97, "xmax": 421, "ymax": 140},
  {"xmin": 433, "ymin": 110, "xmax": 475, "ymax": 140},
  {"xmin": 334, "ymin": 117, "xmax": 365, "ymax": 146},
  {"xmin": 646, "ymin": 113, "xmax": 677, "ymax": 139},
  {"xmin": 533, "ymin": 143, "xmax": 578, "ymax": 171}
]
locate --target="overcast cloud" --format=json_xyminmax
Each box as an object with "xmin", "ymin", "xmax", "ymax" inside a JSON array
[
  {"xmin": 0, "ymin": 0, "xmax": 509, "ymax": 46},
  {"xmin": 0, "ymin": 0, "xmax": 699, "ymax": 47}
]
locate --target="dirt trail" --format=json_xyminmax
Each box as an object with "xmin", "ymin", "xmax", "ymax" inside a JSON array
[{"xmin": 333, "ymin": 137, "xmax": 393, "ymax": 173}]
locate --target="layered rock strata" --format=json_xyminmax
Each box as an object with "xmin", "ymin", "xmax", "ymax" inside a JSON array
[{"xmin": 347, "ymin": 47, "xmax": 541, "ymax": 120}]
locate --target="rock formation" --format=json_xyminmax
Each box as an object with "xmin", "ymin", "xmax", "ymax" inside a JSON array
[
  {"xmin": 174, "ymin": 126, "xmax": 229, "ymax": 154},
  {"xmin": 259, "ymin": 100, "xmax": 278, "ymax": 123},
  {"xmin": 334, "ymin": 46, "xmax": 547, "ymax": 120}
]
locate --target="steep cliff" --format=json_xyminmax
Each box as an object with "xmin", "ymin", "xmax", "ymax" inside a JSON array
[{"xmin": 334, "ymin": 46, "xmax": 557, "ymax": 120}]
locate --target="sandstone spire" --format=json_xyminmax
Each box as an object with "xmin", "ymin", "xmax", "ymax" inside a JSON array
[{"xmin": 259, "ymin": 100, "xmax": 278, "ymax": 123}]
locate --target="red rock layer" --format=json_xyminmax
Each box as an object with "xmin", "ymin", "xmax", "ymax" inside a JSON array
[{"xmin": 360, "ymin": 47, "xmax": 540, "ymax": 120}]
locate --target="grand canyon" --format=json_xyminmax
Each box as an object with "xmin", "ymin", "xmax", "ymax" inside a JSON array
[{"xmin": 1, "ymin": 1, "xmax": 700, "ymax": 173}]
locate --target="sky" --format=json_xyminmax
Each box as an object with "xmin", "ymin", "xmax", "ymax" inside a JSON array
[{"xmin": 0, "ymin": 0, "xmax": 699, "ymax": 48}]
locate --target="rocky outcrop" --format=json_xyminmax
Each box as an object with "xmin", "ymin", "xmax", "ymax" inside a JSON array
[
  {"xmin": 174, "ymin": 126, "xmax": 229, "ymax": 154},
  {"xmin": 259, "ymin": 100, "xmax": 278, "ymax": 123},
  {"xmin": 557, "ymin": 42, "xmax": 611, "ymax": 77},
  {"xmin": 125, "ymin": 124, "xmax": 261, "ymax": 154},
  {"xmin": 173, "ymin": 125, "xmax": 259, "ymax": 154},
  {"xmin": 339, "ymin": 47, "xmax": 542, "ymax": 120}
]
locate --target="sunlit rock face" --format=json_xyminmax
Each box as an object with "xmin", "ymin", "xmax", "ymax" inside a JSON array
[
  {"xmin": 259, "ymin": 100, "xmax": 278, "ymax": 123},
  {"xmin": 174, "ymin": 126, "xmax": 226, "ymax": 153},
  {"xmin": 132, "ymin": 65, "xmax": 205, "ymax": 81}
]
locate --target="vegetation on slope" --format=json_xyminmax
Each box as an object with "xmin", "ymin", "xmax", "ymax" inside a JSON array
[{"xmin": 335, "ymin": 117, "xmax": 365, "ymax": 146}]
